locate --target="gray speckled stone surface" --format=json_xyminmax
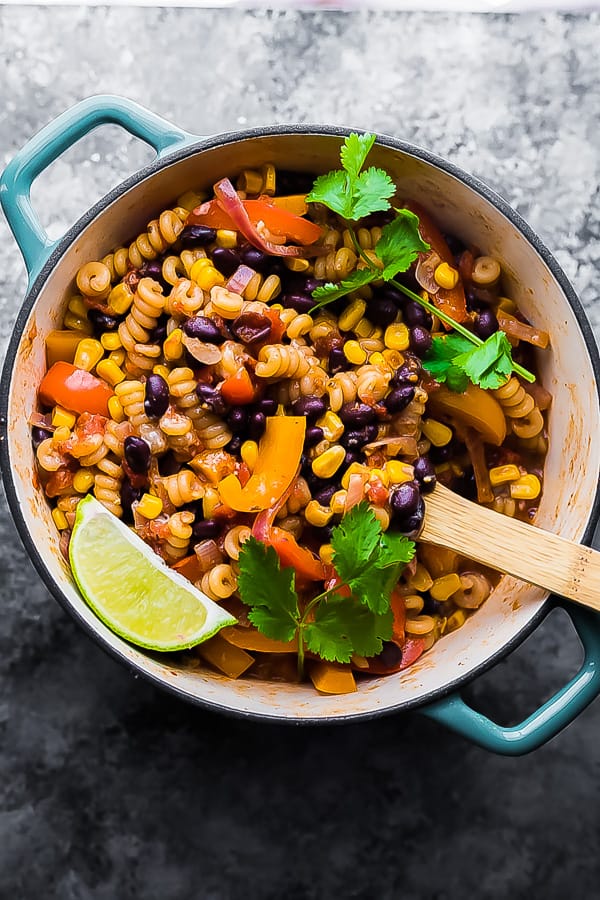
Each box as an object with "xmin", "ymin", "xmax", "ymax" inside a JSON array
[{"xmin": 1, "ymin": 8, "xmax": 600, "ymax": 899}]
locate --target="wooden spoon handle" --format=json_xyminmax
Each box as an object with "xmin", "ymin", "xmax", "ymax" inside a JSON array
[{"xmin": 420, "ymin": 483, "xmax": 600, "ymax": 612}]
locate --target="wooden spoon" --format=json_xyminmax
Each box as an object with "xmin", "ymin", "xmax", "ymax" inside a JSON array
[{"xmin": 421, "ymin": 483, "xmax": 600, "ymax": 612}]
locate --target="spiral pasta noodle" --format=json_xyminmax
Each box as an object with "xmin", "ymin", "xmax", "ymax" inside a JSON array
[
  {"xmin": 493, "ymin": 376, "xmax": 544, "ymax": 440},
  {"xmin": 93, "ymin": 457, "xmax": 123, "ymax": 517},
  {"xmin": 118, "ymin": 277, "xmax": 166, "ymax": 375}
]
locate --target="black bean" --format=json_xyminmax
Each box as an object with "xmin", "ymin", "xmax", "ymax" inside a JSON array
[
  {"xmin": 413, "ymin": 456, "xmax": 437, "ymax": 493},
  {"xmin": 31, "ymin": 426, "xmax": 52, "ymax": 449},
  {"xmin": 239, "ymin": 245, "xmax": 269, "ymax": 272},
  {"xmin": 429, "ymin": 442, "xmax": 455, "ymax": 464},
  {"xmin": 314, "ymin": 484, "xmax": 338, "ymax": 505},
  {"xmin": 384, "ymin": 385, "xmax": 415, "ymax": 413},
  {"xmin": 257, "ymin": 397, "xmax": 277, "ymax": 416},
  {"xmin": 404, "ymin": 300, "xmax": 432, "ymax": 328},
  {"xmin": 124, "ymin": 436, "xmax": 151, "ymax": 474},
  {"xmin": 304, "ymin": 425, "xmax": 325, "ymax": 448},
  {"xmin": 144, "ymin": 374, "xmax": 169, "ymax": 418},
  {"xmin": 120, "ymin": 480, "xmax": 142, "ymax": 523},
  {"xmin": 196, "ymin": 383, "xmax": 227, "ymax": 416},
  {"xmin": 344, "ymin": 450, "xmax": 360, "ymax": 467},
  {"xmin": 158, "ymin": 451, "xmax": 180, "ymax": 477},
  {"xmin": 192, "ymin": 518, "xmax": 222, "ymax": 540},
  {"xmin": 390, "ymin": 481, "xmax": 421, "ymax": 516},
  {"xmin": 367, "ymin": 296, "xmax": 398, "ymax": 328},
  {"xmin": 474, "ymin": 308, "xmax": 499, "ymax": 339},
  {"xmin": 180, "ymin": 225, "xmax": 217, "ymax": 247},
  {"xmin": 328, "ymin": 347, "xmax": 349, "ymax": 374},
  {"xmin": 422, "ymin": 593, "xmax": 444, "ymax": 616},
  {"xmin": 292, "ymin": 397, "xmax": 327, "ymax": 420},
  {"xmin": 230, "ymin": 312, "xmax": 272, "ymax": 345},
  {"xmin": 279, "ymin": 293, "xmax": 314, "ymax": 314},
  {"xmin": 183, "ymin": 316, "xmax": 224, "ymax": 343},
  {"xmin": 228, "ymin": 434, "xmax": 243, "ymax": 454},
  {"xmin": 377, "ymin": 641, "xmax": 404, "ymax": 669},
  {"xmin": 392, "ymin": 497, "xmax": 425, "ymax": 538},
  {"xmin": 303, "ymin": 277, "xmax": 324, "ymax": 294},
  {"xmin": 339, "ymin": 403, "xmax": 377, "ymax": 427},
  {"xmin": 140, "ymin": 260, "xmax": 163, "ymax": 280},
  {"xmin": 150, "ymin": 319, "xmax": 168, "ymax": 345},
  {"xmin": 378, "ymin": 285, "xmax": 405, "ymax": 306},
  {"xmin": 409, "ymin": 325, "xmax": 433, "ymax": 357},
  {"xmin": 211, "ymin": 247, "xmax": 240, "ymax": 277},
  {"xmin": 249, "ymin": 411, "xmax": 266, "ymax": 440},
  {"xmin": 87, "ymin": 308, "xmax": 119, "ymax": 335},
  {"xmin": 390, "ymin": 362, "xmax": 420, "ymax": 387},
  {"xmin": 227, "ymin": 407, "xmax": 248, "ymax": 433}
]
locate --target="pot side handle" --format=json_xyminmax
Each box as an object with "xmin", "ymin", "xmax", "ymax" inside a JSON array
[
  {"xmin": 0, "ymin": 94, "xmax": 195, "ymax": 285},
  {"xmin": 420, "ymin": 603, "xmax": 600, "ymax": 755}
]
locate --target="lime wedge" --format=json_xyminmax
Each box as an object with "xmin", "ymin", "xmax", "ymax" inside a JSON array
[{"xmin": 69, "ymin": 495, "xmax": 236, "ymax": 651}]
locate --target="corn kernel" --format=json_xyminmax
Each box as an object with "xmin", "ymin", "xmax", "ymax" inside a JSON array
[
  {"xmin": 261, "ymin": 163, "xmax": 276, "ymax": 195},
  {"xmin": 51, "ymin": 406, "xmax": 76, "ymax": 430},
  {"xmin": 382, "ymin": 349, "xmax": 404, "ymax": 369},
  {"xmin": 368, "ymin": 351, "xmax": 386, "ymax": 366},
  {"xmin": 203, "ymin": 487, "xmax": 221, "ymax": 518},
  {"xmin": 354, "ymin": 317, "xmax": 376, "ymax": 339},
  {"xmin": 509, "ymin": 473, "xmax": 541, "ymax": 500},
  {"xmin": 241, "ymin": 440, "xmax": 258, "ymax": 471},
  {"xmin": 52, "ymin": 425, "xmax": 71, "ymax": 444},
  {"xmin": 285, "ymin": 257, "xmax": 310, "ymax": 272},
  {"xmin": 63, "ymin": 311, "xmax": 93, "ymax": 334},
  {"xmin": 312, "ymin": 444, "xmax": 346, "ymax": 479},
  {"xmin": 189, "ymin": 258, "xmax": 212, "ymax": 281},
  {"xmin": 137, "ymin": 493, "xmax": 163, "ymax": 519},
  {"xmin": 237, "ymin": 169, "xmax": 264, "ymax": 194},
  {"xmin": 100, "ymin": 332, "xmax": 122, "ymax": 351},
  {"xmin": 52, "ymin": 508, "xmax": 69, "ymax": 530},
  {"xmin": 341, "ymin": 462, "xmax": 368, "ymax": 490},
  {"xmin": 369, "ymin": 505, "xmax": 390, "ymax": 531},
  {"xmin": 163, "ymin": 328, "xmax": 184, "ymax": 361},
  {"xmin": 434, "ymin": 262, "xmax": 459, "ymax": 290},
  {"xmin": 215, "ymin": 229, "xmax": 238, "ymax": 249},
  {"xmin": 107, "ymin": 283, "xmax": 134, "ymax": 315},
  {"xmin": 384, "ymin": 323, "xmax": 410, "ymax": 351},
  {"xmin": 305, "ymin": 500, "xmax": 333, "ymax": 528},
  {"xmin": 200, "ymin": 266, "xmax": 226, "ymax": 291},
  {"xmin": 330, "ymin": 490, "xmax": 348, "ymax": 515},
  {"xmin": 338, "ymin": 299, "xmax": 366, "ymax": 332},
  {"xmin": 430, "ymin": 573, "xmax": 462, "ymax": 601},
  {"xmin": 489, "ymin": 464, "xmax": 522, "ymax": 486},
  {"xmin": 73, "ymin": 469, "xmax": 95, "ymax": 493},
  {"xmin": 96, "ymin": 358, "xmax": 126, "ymax": 387},
  {"xmin": 343, "ymin": 340, "xmax": 367, "ymax": 365},
  {"xmin": 74, "ymin": 338, "xmax": 104, "ymax": 372},
  {"xmin": 108, "ymin": 395, "xmax": 125, "ymax": 423},
  {"xmin": 408, "ymin": 562, "xmax": 434, "ymax": 592},
  {"xmin": 368, "ymin": 467, "xmax": 389, "ymax": 487},
  {"xmin": 257, "ymin": 274, "xmax": 282, "ymax": 303},
  {"xmin": 446, "ymin": 609, "xmax": 467, "ymax": 633},
  {"xmin": 68, "ymin": 295, "xmax": 89, "ymax": 318},
  {"xmin": 109, "ymin": 348, "xmax": 126, "ymax": 367},
  {"xmin": 421, "ymin": 418, "xmax": 453, "ymax": 447},
  {"xmin": 319, "ymin": 544, "xmax": 335, "ymax": 566},
  {"xmin": 385, "ymin": 460, "xmax": 414, "ymax": 485},
  {"xmin": 152, "ymin": 364, "xmax": 171, "ymax": 381},
  {"xmin": 316, "ymin": 411, "xmax": 344, "ymax": 442}
]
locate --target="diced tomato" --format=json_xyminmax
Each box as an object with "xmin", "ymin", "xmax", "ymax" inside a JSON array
[
  {"xmin": 188, "ymin": 198, "xmax": 323, "ymax": 246},
  {"xmin": 262, "ymin": 308, "xmax": 286, "ymax": 344},
  {"xmin": 220, "ymin": 368, "xmax": 257, "ymax": 405},
  {"xmin": 38, "ymin": 362, "xmax": 113, "ymax": 416}
]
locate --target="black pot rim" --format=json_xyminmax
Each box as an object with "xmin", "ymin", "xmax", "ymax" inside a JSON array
[{"xmin": 2, "ymin": 123, "xmax": 599, "ymax": 725}]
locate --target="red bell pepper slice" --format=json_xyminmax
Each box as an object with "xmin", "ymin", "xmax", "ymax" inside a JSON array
[
  {"xmin": 188, "ymin": 195, "xmax": 323, "ymax": 247},
  {"xmin": 266, "ymin": 526, "xmax": 325, "ymax": 582},
  {"xmin": 220, "ymin": 368, "xmax": 257, "ymax": 405},
  {"xmin": 38, "ymin": 361, "xmax": 113, "ymax": 417}
]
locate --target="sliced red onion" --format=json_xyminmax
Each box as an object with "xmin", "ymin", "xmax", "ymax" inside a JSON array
[
  {"xmin": 344, "ymin": 472, "xmax": 368, "ymax": 513},
  {"xmin": 213, "ymin": 178, "xmax": 327, "ymax": 258},
  {"xmin": 29, "ymin": 412, "xmax": 55, "ymax": 431},
  {"xmin": 193, "ymin": 539, "xmax": 224, "ymax": 574},
  {"xmin": 226, "ymin": 264, "xmax": 256, "ymax": 295},
  {"xmin": 415, "ymin": 250, "xmax": 442, "ymax": 294},
  {"xmin": 363, "ymin": 435, "xmax": 419, "ymax": 458}
]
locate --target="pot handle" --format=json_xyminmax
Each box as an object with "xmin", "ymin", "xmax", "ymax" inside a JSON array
[
  {"xmin": 0, "ymin": 94, "xmax": 194, "ymax": 284},
  {"xmin": 420, "ymin": 603, "xmax": 600, "ymax": 755}
]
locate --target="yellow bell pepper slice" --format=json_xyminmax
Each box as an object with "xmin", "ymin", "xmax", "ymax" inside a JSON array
[{"xmin": 218, "ymin": 416, "xmax": 306, "ymax": 512}]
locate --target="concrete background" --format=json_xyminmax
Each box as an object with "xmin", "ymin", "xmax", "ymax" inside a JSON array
[{"xmin": 1, "ymin": 7, "xmax": 599, "ymax": 899}]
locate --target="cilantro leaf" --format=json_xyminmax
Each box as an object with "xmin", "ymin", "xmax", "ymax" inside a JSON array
[
  {"xmin": 237, "ymin": 537, "xmax": 299, "ymax": 642},
  {"xmin": 352, "ymin": 167, "xmax": 396, "ymax": 220},
  {"xmin": 375, "ymin": 209, "xmax": 430, "ymax": 280},
  {"xmin": 446, "ymin": 365, "xmax": 469, "ymax": 393},
  {"xmin": 330, "ymin": 502, "xmax": 381, "ymax": 583},
  {"xmin": 304, "ymin": 595, "xmax": 393, "ymax": 663},
  {"xmin": 310, "ymin": 268, "xmax": 377, "ymax": 311},
  {"xmin": 340, "ymin": 132, "xmax": 376, "ymax": 180},
  {"xmin": 453, "ymin": 330, "xmax": 514, "ymax": 390},
  {"xmin": 306, "ymin": 170, "xmax": 353, "ymax": 219},
  {"xmin": 422, "ymin": 334, "xmax": 474, "ymax": 386}
]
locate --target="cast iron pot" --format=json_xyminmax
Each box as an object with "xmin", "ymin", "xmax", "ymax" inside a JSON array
[{"xmin": 1, "ymin": 96, "xmax": 600, "ymax": 755}]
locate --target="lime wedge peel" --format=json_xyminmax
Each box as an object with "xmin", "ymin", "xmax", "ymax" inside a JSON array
[{"xmin": 69, "ymin": 495, "xmax": 236, "ymax": 652}]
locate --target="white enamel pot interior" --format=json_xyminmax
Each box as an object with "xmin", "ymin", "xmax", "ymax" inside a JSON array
[{"xmin": 3, "ymin": 127, "xmax": 600, "ymax": 723}]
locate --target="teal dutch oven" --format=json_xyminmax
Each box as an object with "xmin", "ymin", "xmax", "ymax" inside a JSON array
[{"xmin": 1, "ymin": 96, "xmax": 600, "ymax": 755}]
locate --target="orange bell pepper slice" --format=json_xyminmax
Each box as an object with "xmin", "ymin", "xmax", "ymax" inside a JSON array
[
  {"xmin": 38, "ymin": 361, "xmax": 113, "ymax": 417},
  {"xmin": 218, "ymin": 416, "xmax": 306, "ymax": 513},
  {"xmin": 220, "ymin": 368, "xmax": 257, "ymax": 405},
  {"xmin": 188, "ymin": 197, "xmax": 323, "ymax": 246},
  {"xmin": 266, "ymin": 526, "xmax": 324, "ymax": 582},
  {"xmin": 405, "ymin": 201, "xmax": 467, "ymax": 323}
]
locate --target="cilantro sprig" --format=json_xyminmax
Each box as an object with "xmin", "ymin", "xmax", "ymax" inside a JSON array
[
  {"xmin": 306, "ymin": 132, "xmax": 535, "ymax": 388},
  {"xmin": 237, "ymin": 503, "xmax": 415, "ymax": 677}
]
